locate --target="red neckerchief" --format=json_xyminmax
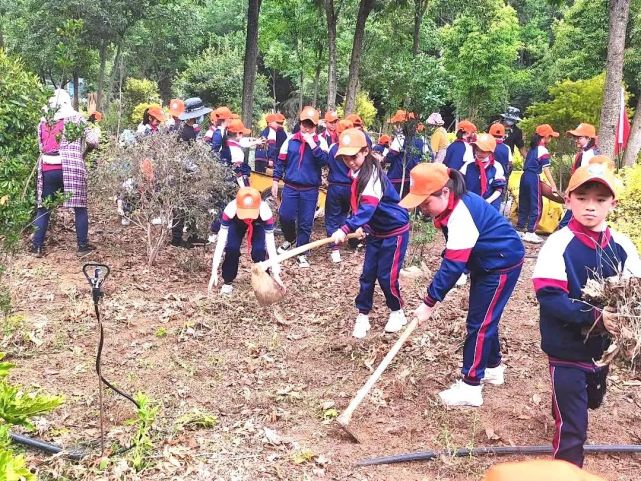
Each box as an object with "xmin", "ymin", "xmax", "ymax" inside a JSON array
[
  {"xmin": 243, "ymin": 218, "xmax": 254, "ymax": 254},
  {"xmin": 291, "ymin": 132, "xmax": 319, "ymax": 168},
  {"xmin": 568, "ymin": 218, "xmax": 611, "ymax": 249},
  {"xmin": 433, "ymin": 191, "xmax": 458, "ymax": 229},
  {"xmin": 326, "ymin": 129, "xmax": 338, "ymax": 144},
  {"xmin": 349, "ymin": 170, "xmax": 359, "ymax": 212},
  {"xmin": 475, "ymin": 154, "xmax": 495, "ymax": 196}
]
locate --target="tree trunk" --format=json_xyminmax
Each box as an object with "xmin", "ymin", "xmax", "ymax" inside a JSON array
[
  {"xmin": 623, "ymin": 93, "xmax": 641, "ymax": 166},
  {"xmin": 412, "ymin": 0, "xmax": 427, "ymax": 56},
  {"xmin": 105, "ymin": 41, "xmax": 123, "ymax": 114},
  {"xmin": 241, "ymin": 0, "xmax": 263, "ymax": 127},
  {"xmin": 598, "ymin": 0, "xmax": 630, "ymax": 159},
  {"xmin": 96, "ymin": 40, "xmax": 107, "ymax": 110},
  {"xmin": 344, "ymin": 0, "xmax": 375, "ymax": 115},
  {"xmin": 312, "ymin": 44, "xmax": 323, "ymax": 108},
  {"xmin": 324, "ymin": 0, "xmax": 338, "ymax": 110},
  {"xmin": 299, "ymin": 70, "xmax": 304, "ymax": 111}
]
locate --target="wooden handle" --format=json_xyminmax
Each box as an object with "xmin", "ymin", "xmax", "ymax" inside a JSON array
[
  {"xmin": 259, "ymin": 233, "xmax": 360, "ymax": 270},
  {"xmin": 337, "ymin": 317, "xmax": 419, "ymax": 427}
]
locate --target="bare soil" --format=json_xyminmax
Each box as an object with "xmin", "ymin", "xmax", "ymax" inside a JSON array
[{"xmin": 4, "ymin": 211, "xmax": 641, "ymax": 480}]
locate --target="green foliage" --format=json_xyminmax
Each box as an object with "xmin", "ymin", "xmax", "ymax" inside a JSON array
[
  {"xmin": 131, "ymin": 102, "xmax": 161, "ymax": 125},
  {"xmin": 0, "ymin": 427, "xmax": 35, "ymax": 481},
  {"xmin": 337, "ymin": 92, "xmax": 378, "ymax": 129},
  {"xmin": 123, "ymin": 78, "xmax": 160, "ymax": 124},
  {"xmin": 176, "ymin": 409, "xmax": 218, "ymax": 429},
  {"xmin": 611, "ymin": 163, "xmax": 641, "ymax": 251},
  {"xmin": 128, "ymin": 392, "xmax": 158, "ymax": 471}
]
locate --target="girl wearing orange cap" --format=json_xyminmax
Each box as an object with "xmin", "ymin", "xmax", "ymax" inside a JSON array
[
  {"xmin": 136, "ymin": 106, "xmax": 165, "ymax": 136},
  {"xmin": 167, "ymin": 99, "xmax": 185, "ymax": 132},
  {"xmin": 517, "ymin": 124, "xmax": 560, "ymax": 243},
  {"xmin": 399, "ymin": 163, "xmax": 523, "ymax": 406},
  {"xmin": 461, "ymin": 133, "xmax": 506, "ymax": 210},
  {"xmin": 272, "ymin": 106, "xmax": 329, "ymax": 267},
  {"xmin": 321, "ymin": 110, "xmax": 340, "ymax": 146},
  {"xmin": 488, "ymin": 123, "xmax": 512, "ymax": 180},
  {"xmin": 331, "ymin": 128, "xmax": 410, "ymax": 338},
  {"xmin": 209, "ymin": 107, "xmax": 233, "ymax": 165},
  {"xmin": 208, "ymin": 187, "xmax": 281, "ymax": 295},
  {"xmin": 443, "ymin": 119, "xmax": 476, "ymax": 170},
  {"xmin": 226, "ymin": 119, "xmax": 253, "ymax": 187},
  {"xmin": 255, "ymin": 114, "xmax": 288, "ymax": 173}
]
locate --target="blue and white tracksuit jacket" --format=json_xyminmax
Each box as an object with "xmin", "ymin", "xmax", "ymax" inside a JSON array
[
  {"xmin": 325, "ymin": 142, "xmax": 353, "ymax": 244},
  {"xmin": 461, "ymin": 159, "xmax": 507, "ymax": 210},
  {"xmin": 255, "ymin": 126, "xmax": 287, "ymax": 173},
  {"xmin": 517, "ymin": 145, "xmax": 551, "ymax": 232},
  {"xmin": 385, "ymin": 135, "xmax": 423, "ymax": 194},
  {"xmin": 444, "ymin": 139, "xmax": 474, "ymax": 171}
]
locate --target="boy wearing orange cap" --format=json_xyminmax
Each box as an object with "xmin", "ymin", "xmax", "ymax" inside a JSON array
[
  {"xmin": 372, "ymin": 134, "xmax": 391, "ymax": 156},
  {"xmin": 208, "ymin": 187, "xmax": 281, "ymax": 295},
  {"xmin": 488, "ymin": 123, "xmax": 512, "ymax": 179},
  {"xmin": 517, "ymin": 124, "xmax": 560, "ymax": 243},
  {"xmin": 272, "ymin": 106, "xmax": 329, "ymax": 267},
  {"xmin": 209, "ymin": 106, "xmax": 233, "ymax": 165},
  {"xmin": 346, "ymin": 113, "xmax": 373, "ymax": 146},
  {"xmin": 331, "ymin": 128, "xmax": 410, "ymax": 337},
  {"xmin": 226, "ymin": 119, "xmax": 253, "ymax": 187},
  {"xmin": 400, "ymin": 163, "xmax": 523, "ymax": 406},
  {"xmin": 461, "ymin": 133, "xmax": 506, "ymax": 210},
  {"xmin": 255, "ymin": 113, "xmax": 288, "ymax": 173},
  {"xmin": 386, "ymin": 110, "xmax": 424, "ymax": 195},
  {"xmin": 167, "ymin": 98, "xmax": 185, "ymax": 132},
  {"xmin": 321, "ymin": 110, "xmax": 340, "ymax": 146},
  {"xmin": 443, "ymin": 119, "xmax": 476, "ymax": 171},
  {"xmin": 532, "ymin": 156, "xmax": 640, "ymax": 467}
]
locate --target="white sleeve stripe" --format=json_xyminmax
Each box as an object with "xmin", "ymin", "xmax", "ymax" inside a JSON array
[
  {"xmin": 446, "ymin": 202, "xmax": 479, "ymax": 250},
  {"xmin": 532, "ymin": 229, "xmax": 574, "ymax": 281}
]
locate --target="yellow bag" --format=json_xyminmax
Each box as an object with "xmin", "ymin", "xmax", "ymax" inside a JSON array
[{"xmin": 508, "ymin": 170, "xmax": 564, "ymax": 234}]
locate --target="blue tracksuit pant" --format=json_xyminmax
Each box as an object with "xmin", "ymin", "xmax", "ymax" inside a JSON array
[
  {"xmin": 549, "ymin": 363, "xmax": 608, "ymax": 467},
  {"xmin": 279, "ymin": 185, "xmax": 319, "ymax": 247},
  {"xmin": 517, "ymin": 172, "xmax": 541, "ymax": 233},
  {"xmin": 325, "ymin": 183, "xmax": 351, "ymax": 248},
  {"xmin": 356, "ymin": 231, "xmax": 409, "ymax": 314},
  {"xmin": 462, "ymin": 267, "xmax": 521, "ymax": 385},
  {"xmin": 221, "ymin": 222, "xmax": 266, "ymax": 283}
]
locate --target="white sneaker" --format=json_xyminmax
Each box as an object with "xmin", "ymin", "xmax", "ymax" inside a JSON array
[
  {"xmin": 297, "ymin": 255, "xmax": 310, "ymax": 268},
  {"xmin": 438, "ymin": 380, "xmax": 483, "ymax": 407},
  {"xmin": 330, "ymin": 250, "xmax": 341, "ymax": 263},
  {"xmin": 220, "ymin": 284, "xmax": 233, "ymax": 295},
  {"xmin": 208, "ymin": 233, "xmax": 218, "ymax": 244},
  {"xmin": 384, "ymin": 310, "xmax": 407, "ymax": 333},
  {"xmin": 277, "ymin": 241, "xmax": 291, "ymax": 255},
  {"xmin": 523, "ymin": 232, "xmax": 544, "ymax": 244},
  {"xmin": 455, "ymin": 273, "xmax": 468, "ymax": 287},
  {"xmin": 352, "ymin": 314, "xmax": 371, "ymax": 339},
  {"xmin": 121, "ymin": 217, "xmax": 131, "ymax": 226},
  {"xmin": 483, "ymin": 364, "xmax": 506, "ymax": 386}
]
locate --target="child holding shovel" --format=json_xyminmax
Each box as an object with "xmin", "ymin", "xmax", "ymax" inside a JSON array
[
  {"xmin": 532, "ymin": 156, "xmax": 641, "ymax": 468},
  {"xmin": 330, "ymin": 128, "xmax": 410, "ymax": 338},
  {"xmin": 208, "ymin": 187, "xmax": 282, "ymax": 295},
  {"xmin": 400, "ymin": 163, "xmax": 524, "ymax": 407}
]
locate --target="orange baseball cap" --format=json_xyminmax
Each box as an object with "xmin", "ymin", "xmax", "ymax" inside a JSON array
[
  {"xmin": 147, "ymin": 105, "xmax": 165, "ymax": 122},
  {"xmin": 169, "ymin": 99, "xmax": 185, "ymax": 117},
  {"xmin": 346, "ymin": 113, "xmax": 364, "ymax": 127},
  {"xmin": 378, "ymin": 134, "xmax": 391, "ymax": 145},
  {"xmin": 457, "ymin": 120, "xmax": 477, "ymax": 134},
  {"xmin": 388, "ymin": 110, "xmax": 415, "ymax": 124},
  {"xmin": 230, "ymin": 113, "xmax": 240, "ymax": 120},
  {"xmin": 566, "ymin": 156, "xmax": 618, "ymax": 199},
  {"xmin": 324, "ymin": 110, "xmax": 339, "ymax": 122},
  {"xmin": 265, "ymin": 113, "xmax": 277, "ymax": 123},
  {"xmin": 236, "ymin": 187, "xmax": 261, "ymax": 220},
  {"xmin": 484, "ymin": 460, "xmax": 605, "ymax": 481},
  {"xmin": 336, "ymin": 119, "xmax": 353, "ymax": 135},
  {"xmin": 274, "ymin": 112, "xmax": 286, "ymax": 123},
  {"xmin": 471, "ymin": 133, "xmax": 497, "ymax": 152},
  {"xmin": 536, "ymin": 124, "xmax": 559, "ymax": 137},
  {"xmin": 398, "ymin": 163, "xmax": 450, "ymax": 209},
  {"xmin": 227, "ymin": 119, "xmax": 251, "ymax": 135},
  {"xmin": 213, "ymin": 106, "xmax": 233, "ymax": 121},
  {"xmin": 91, "ymin": 111, "xmax": 103, "ymax": 122},
  {"xmin": 336, "ymin": 128, "xmax": 368, "ymax": 157},
  {"xmin": 299, "ymin": 106, "xmax": 320, "ymax": 125},
  {"xmin": 567, "ymin": 123, "xmax": 596, "ymax": 139},
  {"xmin": 489, "ymin": 123, "xmax": 505, "ymax": 137}
]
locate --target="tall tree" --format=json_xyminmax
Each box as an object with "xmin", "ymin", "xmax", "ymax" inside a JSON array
[
  {"xmin": 242, "ymin": 0, "xmax": 263, "ymax": 125},
  {"xmin": 598, "ymin": 0, "xmax": 630, "ymax": 158},
  {"xmin": 324, "ymin": 0, "xmax": 338, "ymax": 109},
  {"xmin": 344, "ymin": 0, "xmax": 376, "ymax": 114},
  {"xmin": 412, "ymin": 0, "xmax": 429, "ymax": 55}
]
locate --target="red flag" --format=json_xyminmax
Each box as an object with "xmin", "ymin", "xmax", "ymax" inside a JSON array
[{"xmin": 615, "ymin": 86, "xmax": 630, "ymax": 155}]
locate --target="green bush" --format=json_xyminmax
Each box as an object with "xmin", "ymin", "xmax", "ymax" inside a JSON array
[
  {"xmin": 123, "ymin": 78, "xmax": 161, "ymax": 126},
  {"xmin": 338, "ymin": 92, "xmax": 378, "ymax": 129},
  {"xmin": 611, "ymin": 163, "xmax": 641, "ymax": 251}
]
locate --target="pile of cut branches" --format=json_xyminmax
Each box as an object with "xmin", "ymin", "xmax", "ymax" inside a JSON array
[{"xmin": 583, "ymin": 276, "xmax": 641, "ymax": 368}]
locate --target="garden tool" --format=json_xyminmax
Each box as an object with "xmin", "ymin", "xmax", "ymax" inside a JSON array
[{"xmin": 251, "ymin": 233, "xmax": 360, "ymax": 306}]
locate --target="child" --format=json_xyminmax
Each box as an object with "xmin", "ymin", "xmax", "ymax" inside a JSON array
[
  {"xmin": 272, "ymin": 106, "xmax": 329, "ymax": 267},
  {"xmin": 427, "ymin": 112, "xmax": 449, "ymax": 163},
  {"xmin": 558, "ymin": 123, "xmax": 599, "ymax": 229},
  {"xmin": 321, "ymin": 110, "xmax": 340, "ymax": 146},
  {"xmin": 346, "ymin": 113, "xmax": 373, "ymax": 146},
  {"xmin": 226, "ymin": 119, "xmax": 253, "ymax": 187},
  {"xmin": 166, "ymin": 98, "xmax": 185, "ymax": 132},
  {"xmin": 517, "ymin": 124, "xmax": 560, "ymax": 243},
  {"xmin": 488, "ymin": 123, "xmax": 512, "ymax": 181},
  {"xmin": 325, "ymin": 119, "xmax": 354, "ymax": 263},
  {"xmin": 385, "ymin": 110, "xmax": 423, "ymax": 196},
  {"xmin": 443, "ymin": 120, "xmax": 476, "ymax": 170},
  {"xmin": 532, "ymin": 156, "xmax": 641, "ymax": 467},
  {"xmin": 331, "ymin": 128, "xmax": 410, "ymax": 338},
  {"xmin": 208, "ymin": 187, "xmax": 282, "ymax": 295},
  {"xmin": 401, "ymin": 163, "xmax": 524, "ymax": 407},
  {"xmin": 460, "ymin": 133, "xmax": 506, "ymax": 210},
  {"xmin": 255, "ymin": 114, "xmax": 289, "ymax": 173},
  {"xmin": 372, "ymin": 135, "xmax": 391, "ymax": 156},
  {"xmin": 136, "ymin": 106, "xmax": 164, "ymax": 136},
  {"xmin": 209, "ymin": 106, "xmax": 233, "ymax": 165}
]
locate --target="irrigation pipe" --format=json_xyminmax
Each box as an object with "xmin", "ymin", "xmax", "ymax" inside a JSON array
[{"xmin": 10, "ymin": 432, "xmax": 85, "ymax": 460}]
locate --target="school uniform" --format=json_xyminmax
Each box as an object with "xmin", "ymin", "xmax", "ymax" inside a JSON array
[
  {"xmin": 460, "ymin": 158, "xmax": 507, "ymax": 210},
  {"xmin": 559, "ymin": 147, "xmax": 599, "ymax": 229},
  {"xmin": 517, "ymin": 145, "xmax": 550, "ymax": 233},
  {"xmin": 372, "ymin": 144, "xmax": 389, "ymax": 156},
  {"xmin": 423, "ymin": 192, "xmax": 524, "ymax": 385},
  {"xmin": 325, "ymin": 142, "xmax": 353, "ymax": 243},
  {"xmin": 321, "ymin": 128, "xmax": 339, "ymax": 147},
  {"xmin": 211, "ymin": 126, "xmax": 231, "ymax": 165},
  {"xmin": 255, "ymin": 126, "xmax": 288, "ymax": 173},
  {"xmin": 228, "ymin": 139, "xmax": 250, "ymax": 187},
  {"xmin": 493, "ymin": 139, "xmax": 512, "ymax": 178},
  {"xmin": 533, "ymin": 219, "xmax": 641, "ymax": 467},
  {"xmin": 443, "ymin": 138, "xmax": 474, "ymax": 171},
  {"xmin": 385, "ymin": 135, "xmax": 423, "ymax": 195},
  {"xmin": 274, "ymin": 133, "xmax": 329, "ymax": 246},
  {"xmin": 339, "ymin": 171, "xmax": 409, "ymax": 314}
]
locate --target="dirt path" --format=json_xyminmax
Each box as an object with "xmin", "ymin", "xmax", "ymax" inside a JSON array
[{"xmin": 5, "ymin": 214, "xmax": 641, "ymax": 480}]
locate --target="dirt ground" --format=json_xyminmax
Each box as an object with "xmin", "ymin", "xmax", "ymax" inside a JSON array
[{"xmin": 4, "ymin": 209, "xmax": 641, "ymax": 481}]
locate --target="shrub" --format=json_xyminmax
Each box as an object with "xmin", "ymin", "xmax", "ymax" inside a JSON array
[
  {"xmin": 610, "ymin": 163, "xmax": 641, "ymax": 250},
  {"xmin": 337, "ymin": 92, "xmax": 378, "ymax": 129},
  {"xmin": 123, "ymin": 78, "xmax": 161, "ymax": 126}
]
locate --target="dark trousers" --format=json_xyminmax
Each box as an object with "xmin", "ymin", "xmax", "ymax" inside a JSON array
[
  {"xmin": 33, "ymin": 170, "xmax": 88, "ymax": 248},
  {"xmin": 324, "ymin": 184, "xmax": 351, "ymax": 248},
  {"xmin": 356, "ymin": 232, "xmax": 408, "ymax": 314},
  {"xmin": 462, "ymin": 267, "xmax": 521, "ymax": 385},
  {"xmin": 279, "ymin": 186, "xmax": 319, "ymax": 247},
  {"xmin": 517, "ymin": 172, "xmax": 541, "ymax": 233},
  {"xmin": 221, "ymin": 222, "xmax": 266, "ymax": 283},
  {"xmin": 549, "ymin": 363, "xmax": 609, "ymax": 467}
]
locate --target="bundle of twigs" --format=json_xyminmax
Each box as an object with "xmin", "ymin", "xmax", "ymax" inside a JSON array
[{"xmin": 582, "ymin": 276, "xmax": 641, "ymax": 368}]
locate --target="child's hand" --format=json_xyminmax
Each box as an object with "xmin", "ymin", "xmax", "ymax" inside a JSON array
[
  {"xmin": 331, "ymin": 229, "xmax": 347, "ymax": 245},
  {"xmin": 354, "ymin": 227, "xmax": 366, "ymax": 240},
  {"xmin": 302, "ymin": 133, "xmax": 317, "ymax": 149},
  {"xmin": 207, "ymin": 272, "xmax": 219, "ymax": 295},
  {"xmin": 414, "ymin": 302, "xmax": 435, "ymax": 326},
  {"xmin": 271, "ymin": 181, "xmax": 279, "ymax": 200},
  {"xmin": 602, "ymin": 306, "xmax": 620, "ymax": 335}
]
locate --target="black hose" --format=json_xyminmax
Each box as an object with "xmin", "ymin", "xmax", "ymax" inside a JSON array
[
  {"xmin": 10, "ymin": 432, "xmax": 85, "ymax": 461},
  {"xmin": 356, "ymin": 444, "xmax": 641, "ymax": 467}
]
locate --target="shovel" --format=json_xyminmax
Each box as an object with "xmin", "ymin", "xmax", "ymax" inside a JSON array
[{"xmin": 251, "ymin": 233, "xmax": 360, "ymax": 306}]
